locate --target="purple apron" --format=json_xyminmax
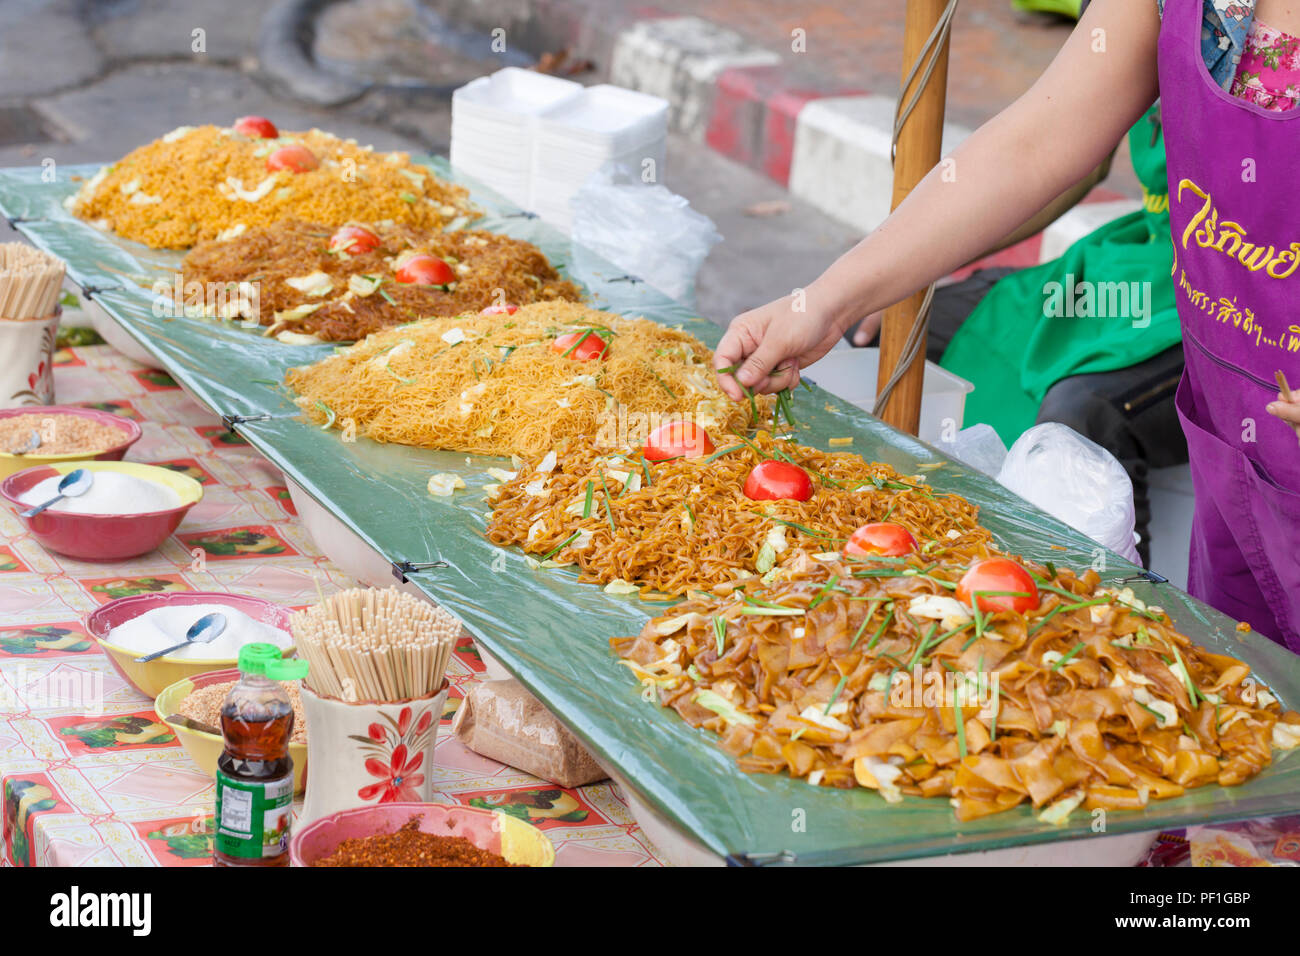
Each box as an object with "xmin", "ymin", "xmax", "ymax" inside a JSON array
[{"xmin": 1159, "ymin": 1, "xmax": 1300, "ymax": 652}]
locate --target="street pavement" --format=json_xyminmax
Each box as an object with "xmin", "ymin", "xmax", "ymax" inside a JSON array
[{"xmin": 0, "ymin": 0, "xmax": 861, "ymax": 323}]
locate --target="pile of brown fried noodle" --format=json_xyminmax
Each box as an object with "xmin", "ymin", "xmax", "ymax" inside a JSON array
[
  {"xmin": 486, "ymin": 433, "xmax": 992, "ymax": 595},
  {"xmin": 182, "ymin": 219, "xmax": 580, "ymax": 342}
]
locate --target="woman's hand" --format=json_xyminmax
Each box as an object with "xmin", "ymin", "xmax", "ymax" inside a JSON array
[
  {"xmin": 1267, "ymin": 391, "xmax": 1300, "ymax": 441},
  {"xmin": 712, "ymin": 294, "xmax": 847, "ymax": 399}
]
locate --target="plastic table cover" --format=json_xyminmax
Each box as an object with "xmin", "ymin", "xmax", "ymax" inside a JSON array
[{"xmin": 2, "ymin": 160, "xmax": 1297, "ymax": 866}]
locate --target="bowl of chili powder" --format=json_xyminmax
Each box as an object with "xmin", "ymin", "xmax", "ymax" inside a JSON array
[{"xmin": 290, "ymin": 802, "xmax": 554, "ymax": 867}]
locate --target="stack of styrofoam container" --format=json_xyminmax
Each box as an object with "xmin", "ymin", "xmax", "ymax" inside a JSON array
[
  {"xmin": 449, "ymin": 68, "xmax": 582, "ymax": 210},
  {"xmin": 531, "ymin": 84, "xmax": 669, "ymax": 232}
]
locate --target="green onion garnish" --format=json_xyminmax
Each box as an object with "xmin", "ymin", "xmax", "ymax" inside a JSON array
[
  {"xmin": 849, "ymin": 600, "xmax": 882, "ymax": 650},
  {"xmin": 1050, "ymin": 641, "xmax": 1087, "ymax": 672},
  {"xmin": 1171, "ymin": 642, "xmax": 1200, "ymax": 708},
  {"xmin": 824, "ymin": 672, "xmax": 850, "ymax": 715},
  {"xmin": 865, "ymin": 608, "xmax": 895, "ymax": 652},
  {"xmin": 990, "ymin": 677, "xmax": 1000, "ymax": 741},
  {"xmin": 538, "ymin": 531, "xmax": 579, "ymax": 563},
  {"xmin": 701, "ymin": 444, "xmax": 745, "ymax": 464},
  {"xmin": 954, "ymin": 699, "xmax": 967, "ymax": 759},
  {"xmin": 907, "ymin": 623, "xmax": 938, "ymax": 670},
  {"xmin": 561, "ymin": 329, "xmax": 595, "ymax": 358},
  {"xmin": 808, "ymin": 574, "xmax": 840, "ymax": 609},
  {"xmin": 598, "ymin": 471, "xmax": 617, "ymax": 532},
  {"xmin": 314, "ymin": 401, "xmax": 336, "ymax": 429}
]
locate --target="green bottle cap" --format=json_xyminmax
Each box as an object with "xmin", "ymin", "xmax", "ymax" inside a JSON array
[
  {"xmin": 237, "ymin": 642, "xmax": 284, "ymax": 676},
  {"xmin": 264, "ymin": 658, "xmax": 309, "ymax": 681}
]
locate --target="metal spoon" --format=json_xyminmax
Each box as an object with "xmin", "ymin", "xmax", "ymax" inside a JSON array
[
  {"xmin": 133, "ymin": 612, "xmax": 228, "ymax": 663},
  {"xmin": 19, "ymin": 468, "xmax": 93, "ymax": 518},
  {"xmin": 8, "ymin": 429, "xmax": 41, "ymax": 455}
]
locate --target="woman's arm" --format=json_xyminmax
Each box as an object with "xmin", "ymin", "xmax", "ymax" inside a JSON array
[{"xmin": 714, "ymin": 0, "xmax": 1163, "ymax": 398}]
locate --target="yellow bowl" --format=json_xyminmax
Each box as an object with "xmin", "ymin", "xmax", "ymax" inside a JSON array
[
  {"xmin": 155, "ymin": 668, "xmax": 308, "ymax": 794},
  {"xmin": 87, "ymin": 591, "xmax": 294, "ymax": 698},
  {"xmin": 0, "ymin": 405, "xmax": 142, "ymax": 481}
]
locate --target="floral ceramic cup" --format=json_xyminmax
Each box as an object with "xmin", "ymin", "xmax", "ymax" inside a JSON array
[
  {"xmin": 298, "ymin": 681, "xmax": 450, "ymax": 829},
  {"xmin": 0, "ymin": 308, "xmax": 60, "ymax": 408}
]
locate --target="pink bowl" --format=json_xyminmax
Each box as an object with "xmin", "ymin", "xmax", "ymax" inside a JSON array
[
  {"xmin": 87, "ymin": 591, "xmax": 294, "ymax": 698},
  {"xmin": 1, "ymin": 461, "xmax": 201, "ymax": 561},
  {"xmin": 290, "ymin": 802, "xmax": 555, "ymax": 867}
]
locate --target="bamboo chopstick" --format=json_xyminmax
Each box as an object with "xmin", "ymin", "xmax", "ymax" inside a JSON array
[
  {"xmin": 0, "ymin": 244, "xmax": 65, "ymax": 321},
  {"xmin": 290, "ymin": 587, "xmax": 461, "ymax": 703}
]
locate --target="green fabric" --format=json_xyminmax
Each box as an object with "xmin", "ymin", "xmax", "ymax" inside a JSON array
[
  {"xmin": 941, "ymin": 104, "xmax": 1179, "ymax": 445},
  {"xmin": 1012, "ymin": 0, "xmax": 1082, "ymax": 18}
]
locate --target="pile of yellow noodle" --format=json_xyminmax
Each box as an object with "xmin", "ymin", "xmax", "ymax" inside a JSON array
[
  {"xmin": 181, "ymin": 219, "xmax": 581, "ymax": 342},
  {"xmin": 68, "ymin": 125, "xmax": 476, "ymax": 249},
  {"xmin": 285, "ymin": 301, "xmax": 762, "ymax": 459},
  {"xmin": 613, "ymin": 553, "xmax": 1300, "ymax": 821},
  {"xmin": 486, "ymin": 433, "xmax": 991, "ymax": 595}
]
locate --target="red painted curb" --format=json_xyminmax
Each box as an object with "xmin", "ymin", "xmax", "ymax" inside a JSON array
[{"xmin": 704, "ymin": 64, "xmax": 864, "ymax": 187}]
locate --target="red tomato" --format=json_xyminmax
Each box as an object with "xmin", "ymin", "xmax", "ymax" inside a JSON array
[
  {"xmin": 643, "ymin": 421, "xmax": 715, "ymax": 462},
  {"xmin": 552, "ymin": 330, "xmax": 609, "ymax": 361},
  {"xmin": 743, "ymin": 460, "xmax": 814, "ymax": 502},
  {"xmin": 480, "ymin": 303, "xmax": 519, "ymax": 315},
  {"xmin": 395, "ymin": 254, "xmax": 455, "ymax": 285},
  {"xmin": 845, "ymin": 522, "xmax": 918, "ymax": 558},
  {"xmin": 956, "ymin": 558, "xmax": 1040, "ymax": 615},
  {"xmin": 266, "ymin": 144, "xmax": 318, "ymax": 173},
  {"xmin": 329, "ymin": 225, "xmax": 380, "ymax": 255},
  {"xmin": 233, "ymin": 115, "xmax": 278, "ymax": 139}
]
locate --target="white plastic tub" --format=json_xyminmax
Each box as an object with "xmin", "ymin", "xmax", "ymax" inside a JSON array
[
  {"xmin": 604, "ymin": 763, "xmax": 1156, "ymax": 867},
  {"xmin": 450, "ymin": 67, "xmax": 582, "ymax": 125},
  {"xmin": 802, "ymin": 347, "xmax": 973, "ymax": 445}
]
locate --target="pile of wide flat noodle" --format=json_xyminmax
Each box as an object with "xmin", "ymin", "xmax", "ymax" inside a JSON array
[
  {"xmin": 182, "ymin": 219, "xmax": 581, "ymax": 342},
  {"xmin": 613, "ymin": 551, "xmax": 1300, "ymax": 821},
  {"xmin": 487, "ymin": 433, "xmax": 989, "ymax": 596}
]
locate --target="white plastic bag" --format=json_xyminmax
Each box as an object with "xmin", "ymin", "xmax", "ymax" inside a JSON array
[
  {"xmin": 570, "ymin": 166, "xmax": 721, "ymax": 308},
  {"xmin": 938, "ymin": 423, "xmax": 1008, "ymax": 478},
  {"xmin": 996, "ymin": 422, "xmax": 1142, "ymax": 566}
]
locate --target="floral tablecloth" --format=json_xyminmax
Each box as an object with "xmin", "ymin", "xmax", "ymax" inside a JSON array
[
  {"xmin": 5, "ymin": 343, "xmax": 1296, "ymax": 868},
  {"xmin": 0, "ymin": 344, "xmax": 668, "ymax": 867}
]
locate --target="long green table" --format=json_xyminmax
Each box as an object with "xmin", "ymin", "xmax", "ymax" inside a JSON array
[{"xmin": 3, "ymin": 160, "xmax": 1297, "ymax": 865}]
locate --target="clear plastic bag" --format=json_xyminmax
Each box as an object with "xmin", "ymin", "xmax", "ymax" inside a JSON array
[
  {"xmin": 996, "ymin": 422, "xmax": 1142, "ymax": 565},
  {"xmin": 452, "ymin": 679, "xmax": 607, "ymax": 788},
  {"xmin": 570, "ymin": 166, "xmax": 721, "ymax": 308}
]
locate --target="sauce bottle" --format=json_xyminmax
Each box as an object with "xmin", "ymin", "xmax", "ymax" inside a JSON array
[{"xmin": 213, "ymin": 643, "xmax": 309, "ymax": 867}]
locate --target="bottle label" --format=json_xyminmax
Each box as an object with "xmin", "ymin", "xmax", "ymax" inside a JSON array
[{"xmin": 214, "ymin": 771, "xmax": 293, "ymax": 860}]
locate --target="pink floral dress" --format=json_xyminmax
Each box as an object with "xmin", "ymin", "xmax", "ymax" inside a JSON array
[{"xmin": 1230, "ymin": 18, "xmax": 1300, "ymax": 111}]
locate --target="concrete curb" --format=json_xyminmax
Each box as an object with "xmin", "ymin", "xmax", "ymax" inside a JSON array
[{"xmin": 586, "ymin": 12, "xmax": 1131, "ymax": 263}]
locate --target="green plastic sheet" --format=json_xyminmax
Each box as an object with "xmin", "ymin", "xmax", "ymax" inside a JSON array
[{"xmin": 3, "ymin": 161, "xmax": 1297, "ymax": 866}]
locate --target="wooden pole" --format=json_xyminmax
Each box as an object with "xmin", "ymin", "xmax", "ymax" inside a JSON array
[{"xmin": 876, "ymin": 0, "xmax": 952, "ymax": 435}]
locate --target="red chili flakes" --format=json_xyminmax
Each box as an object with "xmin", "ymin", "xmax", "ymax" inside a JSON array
[{"xmin": 313, "ymin": 817, "xmax": 518, "ymax": 867}]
